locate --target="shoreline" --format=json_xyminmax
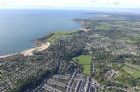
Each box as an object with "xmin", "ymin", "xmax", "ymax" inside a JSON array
[
  {"xmin": 0, "ymin": 53, "xmax": 18, "ymax": 59},
  {"xmin": 0, "ymin": 28, "xmax": 88, "ymax": 59},
  {"xmin": 0, "ymin": 42, "xmax": 50, "ymax": 58},
  {"xmin": 20, "ymin": 42, "xmax": 50, "ymax": 56}
]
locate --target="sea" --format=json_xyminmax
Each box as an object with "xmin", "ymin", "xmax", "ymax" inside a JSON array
[{"xmin": 0, "ymin": 9, "xmax": 93, "ymax": 55}]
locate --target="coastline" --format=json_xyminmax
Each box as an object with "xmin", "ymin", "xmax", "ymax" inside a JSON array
[
  {"xmin": 20, "ymin": 42, "xmax": 50, "ymax": 56},
  {"xmin": 0, "ymin": 53, "xmax": 18, "ymax": 59},
  {"xmin": 0, "ymin": 42, "xmax": 50, "ymax": 58},
  {"xmin": 0, "ymin": 28, "xmax": 87, "ymax": 59},
  {"xmin": 0, "ymin": 28, "xmax": 88, "ymax": 59}
]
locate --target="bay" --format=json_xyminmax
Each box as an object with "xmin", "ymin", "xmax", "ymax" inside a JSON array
[{"xmin": 0, "ymin": 9, "xmax": 91, "ymax": 55}]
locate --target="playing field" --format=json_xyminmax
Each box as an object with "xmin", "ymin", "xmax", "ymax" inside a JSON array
[{"xmin": 73, "ymin": 55, "xmax": 91, "ymax": 75}]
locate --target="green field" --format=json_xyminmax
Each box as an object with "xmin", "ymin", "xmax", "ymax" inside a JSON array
[
  {"xmin": 121, "ymin": 63, "xmax": 140, "ymax": 78},
  {"xmin": 47, "ymin": 32, "xmax": 73, "ymax": 43},
  {"xmin": 73, "ymin": 55, "xmax": 91, "ymax": 75},
  {"xmin": 94, "ymin": 22, "xmax": 112, "ymax": 30}
]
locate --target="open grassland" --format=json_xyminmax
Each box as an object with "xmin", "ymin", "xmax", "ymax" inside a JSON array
[
  {"xmin": 47, "ymin": 31, "xmax": 73, "ymax": 43},
  {"xmin": 121, "ymin": 63, "xmax": 140, "ymax": 79},
  {"xmin": 93, "ymin": 22, "xmax": 112, "ymax": 30},
  {"xmin": 73, "ymin": 55, "xmax": 91, "ymax": 75}
]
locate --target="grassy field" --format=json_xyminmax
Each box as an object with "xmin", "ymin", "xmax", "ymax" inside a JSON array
[
  {"xmin": 46, "ymin": 32, "xmax": 73, "ymax": 43},
  {"xmin": 94, "ymin": 22, "xmax": 112, "ymax": 30},
  {"xmin": 73, "ymin": 55, "xmax": 91, "ymax": 75},
  {"xmin": 121, "ymin": 63, "xmax": 140, "ymax": 78}
]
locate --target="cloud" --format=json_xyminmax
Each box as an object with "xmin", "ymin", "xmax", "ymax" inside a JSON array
[
  {"xmin": 0, "ymin": 0, "xmax": 140, "ymax": 8},
  {"xmin": 91, "ymin": 0, "xmax": 120, "ymax": 4},
  {"xmin": 0, "ymin": 0, "xmax": 93, "ymax": 8},
  {"xmin": 113, "ymin": 2, "xmax": 120, "ymax": 5},
  {"xmin": 91, "ymin": 0, "xmax": 140, "ymax": 8}
]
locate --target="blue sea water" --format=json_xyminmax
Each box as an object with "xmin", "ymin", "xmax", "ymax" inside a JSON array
[{"xmin": 0, "ymin": 9, "xmax": 92, "ymax": 55}]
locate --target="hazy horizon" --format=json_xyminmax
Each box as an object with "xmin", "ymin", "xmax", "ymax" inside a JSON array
[{"xmin": 0, "ymin": 0, "xmax": 140, "ymax": 9}]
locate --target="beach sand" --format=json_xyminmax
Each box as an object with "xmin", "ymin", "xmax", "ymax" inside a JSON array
[
  {"xmin": 20, "ymin": 42, "xmax": 50, "ymax": 56},
  {"xmin": 0, "ymin": 53, "xmax": 18, "ymax": 59},
  {"xmin": 0, "ymin": 42, "xmax": 50, "ymax": 58}
]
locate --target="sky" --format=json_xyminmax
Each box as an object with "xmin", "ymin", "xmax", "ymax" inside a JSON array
[{"xmin": 0, "ymin": 0, "xmax": 140, "ymax": 9}]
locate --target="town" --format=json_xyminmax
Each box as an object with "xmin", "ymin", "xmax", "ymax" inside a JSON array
[{"xmin": 1, "ymin": 13, "xmax": 140, "ymax": 92}]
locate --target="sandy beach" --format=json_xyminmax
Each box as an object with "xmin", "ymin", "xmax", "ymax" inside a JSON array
[
  {"xmin": 20, "ymin": 42, "xmax": 50, "ymax": 56},
  {"xmin": 0, "ymin": 42, "xmax": 50, "ymax": 58},
  {"xmin": 0, "ymin": 53, "xmax": 18, "ymax": 59}
]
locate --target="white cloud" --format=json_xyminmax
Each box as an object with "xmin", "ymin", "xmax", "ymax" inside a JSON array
[
  {"xmin": 0, "ymin": 0, "xmax": 93, "ymax": 8},
  {"xmin": 0, "ymin": 0, "xmax": 140, "ymax": 8},
  {"xmin": 91, "ymin": 0, "xmax": 140, "ymax": 8}
]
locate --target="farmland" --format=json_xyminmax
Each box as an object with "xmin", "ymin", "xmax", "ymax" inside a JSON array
[{"xmin": 121, "ymin": 63, "xmax": 140, "ymax": 78}]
